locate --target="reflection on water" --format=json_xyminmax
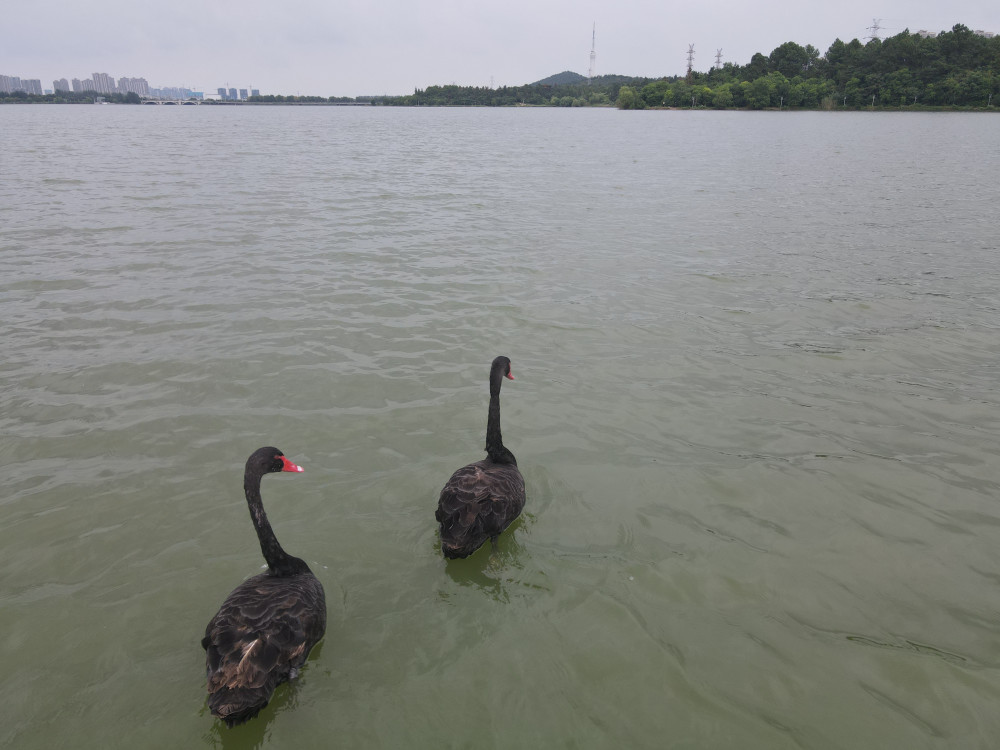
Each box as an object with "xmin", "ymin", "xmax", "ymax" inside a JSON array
[
  {"xmin": 439, "ymin": 519, "xmax": 531, "ymax": 602},
  {"xmin": 203, "ymin": 702, "xmax": 273, "ymax": 750}
]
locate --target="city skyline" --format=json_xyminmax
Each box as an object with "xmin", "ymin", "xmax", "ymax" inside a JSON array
[{"xmin": 1, "ymin": 70, "xmax": 260, "ymax": 99}]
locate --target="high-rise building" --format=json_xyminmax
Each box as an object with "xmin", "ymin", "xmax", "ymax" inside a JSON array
[
  {"xmin": 53, "ymin": 78, "xmax": 70, "ymax": 92},
  {"xmin": 228, "ymin": 87, "xmax": 237, "ymax": 101},
  {"xmin": 239, "ymin": 88, "xmax": 248, "ymax": 100},
  {"xmin": 0, "ymin": 76, "xmax": 41, "ymax": 95},
  {"xmin": 92, "ymin": 72, "xmax": 117, "ymax": 94},
  {"xmin": 117, "ymin": 77, "xmax": 150, "ymax": 97},
  {"xmin": 251, "ymin": 89, "xmax": 260, "ymax": 97},
  {"xmin": 152, "ymin": 86, "xmax": 196, "ymax": 100},
  {"xmin": 0, "ymin": 75, "xmax": 23, "ymax": 93},
  {"xmin": 217, "ymin": 87, "xmax": 228, "ymax": 100}
]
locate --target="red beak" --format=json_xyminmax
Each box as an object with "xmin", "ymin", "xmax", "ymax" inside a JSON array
[
  {"xmin": 280, "ymin": 456, "xmax": 304, "ymax": 473},
  {"xmin": 506, "ymin": 370, "xmax": 514, "ymax": 380}
]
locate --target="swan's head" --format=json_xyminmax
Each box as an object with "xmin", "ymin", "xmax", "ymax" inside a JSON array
[
  {"xmin": 247, "ymin": 446, "xmax": 304, "ymax": 475},
  {"xmin": 491, "ymin": 355, "xmax": 514, "ymax": 381}
]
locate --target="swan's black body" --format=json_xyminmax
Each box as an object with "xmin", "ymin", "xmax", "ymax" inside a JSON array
[
  {"xmin": 201, "ymin": 447, "xmax": 326, "ymax": 727},
  {"xmin": 436, "ymin": 357, "xmax": 526, "ymax": 559}
]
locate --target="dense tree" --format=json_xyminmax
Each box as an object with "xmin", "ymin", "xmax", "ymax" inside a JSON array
[
  {"xmin": 768, "ymin": 42, "xmax": 817, "ymax": 78},
  {"xmin": 744, "ymin": 53, "xmax": 770, "ymax": 81},
  {"xmin": 639, "ymin": 80, "xmax": 670, "ymax": 107},
  {"xmin": 375, "ymin": 25, "xmax": 999, "ymax": 110},
  {"xmin": 615, "ymin": 86, "xmax": 644, "ymax": 110},
  {"xmin": 0, "ymin": 89, "xmax": 147, "ymax": 104},
  {"xmin": 747, "ymin": 76, "xmax": 775, "ymax": 109},
  {"xmin": 710, "ymin": 83, "xmax": 734, "ymax": 108}
]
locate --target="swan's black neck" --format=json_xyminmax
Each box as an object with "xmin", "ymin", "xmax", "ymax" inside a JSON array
[
  {"xmin": 244, "ymin": 472, "xmax": 311, "ymax": 577},
  {"xmin": 485, "ymin": 371, "xmax": 517, "ymax": 466}
]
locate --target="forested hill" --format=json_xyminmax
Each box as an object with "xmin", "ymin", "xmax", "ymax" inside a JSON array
[
  {"xmin": 381, "ymin": 73, "xmax": 651, "ymax": 107},
  {"xmin": 384, "ymin": 24, "xmax": 999, "ymax": 109},
  {"xmin": 533, "ymin": 71, "xmax": 586, "ymax": 86}
]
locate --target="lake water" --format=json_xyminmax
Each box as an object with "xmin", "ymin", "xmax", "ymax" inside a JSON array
[{"xmin": 1, "ymin": 104, "xmax": 999, "ymax": 749}]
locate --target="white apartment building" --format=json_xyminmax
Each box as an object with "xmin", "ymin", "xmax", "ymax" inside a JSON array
[
  {"xmin": 91, "ymin": 72, "xmax": 117, "ymax": 94},
  {"xmin": 117, "ymin": 76, "xmax": 151, "ymax": 96},
  {"xmin": 0, "ymin": 75, "xmax": 42, "ymax": 95}
]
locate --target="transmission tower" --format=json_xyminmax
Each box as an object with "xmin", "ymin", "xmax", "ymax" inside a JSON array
[
  {"xmin": 866, "ymin": 18, "xmax": 882, "ymax": 41},
  {"xmin": 715, "ymin": 49, "xmax": 723, "ymax": 69},
  {"xmin": 588, "ymin": 23, "xmax": 597, "ymax": 82},
  {"xmin": 686, "ymin": 44, "xmax": 695, "ymax": 81}
]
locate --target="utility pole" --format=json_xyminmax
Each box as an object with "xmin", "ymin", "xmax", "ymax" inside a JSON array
[{"xmin": 588, "ymin": 23, "xmax": 597, "ymax": 82}]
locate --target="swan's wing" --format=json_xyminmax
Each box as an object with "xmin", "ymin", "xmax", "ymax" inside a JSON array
[
  {"xmin": 202, "ymin": 573, "xmax": 326, "ymax": 724},
  {"xmin": 436, "ymin": 461, "xmax": 525, "ymax": 557}
]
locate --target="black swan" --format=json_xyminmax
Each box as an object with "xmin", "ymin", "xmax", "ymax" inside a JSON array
[
  {"xmin": 436, "ymin": 356, "xmax": 526, "ymax": 559},
  {"xmin": 201, "ymin": 447, "xmax": 327, "ymax": 727}
]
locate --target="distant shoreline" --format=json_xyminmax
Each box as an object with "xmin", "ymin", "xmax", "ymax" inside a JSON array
[{"xmin": 1, "ymin": 99, "xmax": 996, "ymax": 113}]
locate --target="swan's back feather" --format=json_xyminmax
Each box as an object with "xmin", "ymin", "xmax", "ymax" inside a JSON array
[
  {"xmin": 436, "ymin": 459, "xmax": 526, "ymax": 559},
  {"xmin": 202, "ymin": 571, "xmax": 326, "ymax": 727}
]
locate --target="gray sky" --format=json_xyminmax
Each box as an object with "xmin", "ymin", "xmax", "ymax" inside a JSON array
[{"xmin": 5, "ymin": 1, "xmax": 998, "ymax": 97}]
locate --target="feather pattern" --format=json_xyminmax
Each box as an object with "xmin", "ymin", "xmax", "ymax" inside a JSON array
[
  {"xmin": 436, "ymin": 459, "xmax": 526, "ymax": 558},
  {"xmin": 436, "ymin": 357, "xmax": 526, "ymax": 559},
  {"xmin": 201, "ymin": 447, "xmax": 327, "ymax": 727},
  {"xmin": 202, "ymin": 571, "xmax": 326, "ymax": 726}
]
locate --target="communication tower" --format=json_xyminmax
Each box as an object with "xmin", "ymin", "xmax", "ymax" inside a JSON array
[
  {"xmin": 715, "ymin": 49, "xmax": 723, "ymax": 69},
  {"xmin": 588, "ymin": 24, "xmax": 597, "ymax": 82},
  {"xmin": 686, "ymin": 44, "xmax": 695, "ymax": 81}
]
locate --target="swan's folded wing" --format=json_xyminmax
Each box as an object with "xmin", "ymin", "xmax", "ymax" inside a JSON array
[
  {"xmin": 203, "ymin": 574, "xmax": 327, "ymax": 692},
  {"xmin": 436, "ymin": 461, "xmax": 525, "ymax": 556}
]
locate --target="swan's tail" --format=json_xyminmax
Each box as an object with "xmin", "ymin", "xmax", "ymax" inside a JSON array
[
  {"xmin": 441, "ymin": 537, "xmax": 485, "ymax": 559},
  {"xmin": 208, "ymin": 687, "xmax": 271, "ymax": 727}
]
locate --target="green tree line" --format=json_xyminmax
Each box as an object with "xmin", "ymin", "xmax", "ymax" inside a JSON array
[
  {"xmin": 381, "ymin": 24, "xmax": 998, "ymax": 109},
  {"xmin": 618, "ymin": 25, "xmax": 999, "ymax": 110},
  {"xmin": 380, "ymin": 80, "xmax": 627, "ymax": 107},
  {"xmin": 0, "ymin": 89, "xmax": 143, "ymax": 104}
]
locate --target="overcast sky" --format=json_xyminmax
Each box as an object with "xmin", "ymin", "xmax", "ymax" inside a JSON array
[{"xmin": 5, "ymin": 1, "xmax": 998, "ymax": 97}]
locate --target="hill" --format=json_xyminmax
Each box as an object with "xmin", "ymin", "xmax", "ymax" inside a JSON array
[{"xmin": 532, "ymin": 71, "xmax": 587, "ymax": 86}]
